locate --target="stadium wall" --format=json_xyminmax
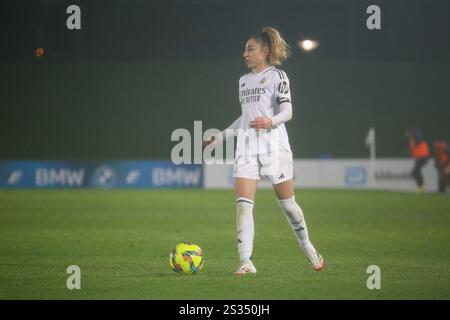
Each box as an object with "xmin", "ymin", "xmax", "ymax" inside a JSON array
[
  {"xmin": 204, "ymin": 158, "xmax": 439, "ymax": 192},
  {"xmin": 0, "ymin": 161, "xmax": 202, "ymax": 189},
  {"xmin": 0, "ymin": 159, "xmax": 439, "ymax": 192}
]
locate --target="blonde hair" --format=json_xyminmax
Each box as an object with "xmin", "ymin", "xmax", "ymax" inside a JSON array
[{"xmin": 251, "ymin": 26, "xmax": 291, "ymax": 66}]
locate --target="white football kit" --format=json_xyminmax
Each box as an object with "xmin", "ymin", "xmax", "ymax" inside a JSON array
[
  {"xmin": 225, "ymin": 65, "xmax": 294, "ymax": 184},
  {"xmin": 228, "ymin": 67, "xmax": 324, "ymax": 274}
]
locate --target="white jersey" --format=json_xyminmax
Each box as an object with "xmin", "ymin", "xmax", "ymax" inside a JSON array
[{"xmin": 236, "ymin": 66, "xmax": 292, "ymax": 156}]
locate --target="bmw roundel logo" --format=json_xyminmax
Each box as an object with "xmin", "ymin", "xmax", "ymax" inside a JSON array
[{"xmin": 91, "ymin": 166, "xmax": 117, "ymax": 188}]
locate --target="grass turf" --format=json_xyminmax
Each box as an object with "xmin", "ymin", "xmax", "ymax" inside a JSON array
[{"xmin": 0, "ymin": 189, "xmax": 449, "ymax": 299}]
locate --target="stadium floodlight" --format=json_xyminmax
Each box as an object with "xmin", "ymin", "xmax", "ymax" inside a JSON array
[{"xmin": 298, "ymin": 39, "xmax": 319, "ymax": 52}]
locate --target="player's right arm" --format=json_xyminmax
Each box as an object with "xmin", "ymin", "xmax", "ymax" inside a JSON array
[{"xmin": 203, "ymin": 116, "xmax": 242, "ymax": 146}]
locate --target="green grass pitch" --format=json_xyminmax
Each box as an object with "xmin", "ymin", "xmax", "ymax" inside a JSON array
[{"xmin": 0, "ymin": 189, "xmax": 449, "ymax": 299}]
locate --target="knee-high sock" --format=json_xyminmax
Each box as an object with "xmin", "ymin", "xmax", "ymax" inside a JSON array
[
  {"xmin": 236, "ymin": 197, "xmax": 255, "ymax": 263},
  {"xmin": 277, "ymin": 196, "xmax": 313, "ymax": 250}
]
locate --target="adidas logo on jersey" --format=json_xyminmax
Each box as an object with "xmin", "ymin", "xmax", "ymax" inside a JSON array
[{"xmin": 278, "ymin": 173, "xmax": 285, "ymax": 179}]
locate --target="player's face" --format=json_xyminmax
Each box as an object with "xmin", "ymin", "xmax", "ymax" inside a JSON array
[{"xmin": 243, "ymin": 38, "xmax": 269, "ymax": 70}]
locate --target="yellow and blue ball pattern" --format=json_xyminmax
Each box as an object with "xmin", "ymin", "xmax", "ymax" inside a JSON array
[{"xmin": 169, "ymin": 242, "xmax": 204, "ymax": 274}]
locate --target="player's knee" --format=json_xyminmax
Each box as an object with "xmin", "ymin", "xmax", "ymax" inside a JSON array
[
  {"xmin": 236, "ymin": 197, "xmax": 254, "ymax": 213},
  {"xmin": 278, "ymin": 196, "xmax": 303, "ymax": 222}
]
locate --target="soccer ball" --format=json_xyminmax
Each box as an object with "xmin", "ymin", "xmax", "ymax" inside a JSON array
[{"xmin": 169, "ymin": 242, "xmax": 204, "ymax": 274}]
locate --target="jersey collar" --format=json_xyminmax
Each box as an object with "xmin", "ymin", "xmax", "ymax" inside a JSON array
[{"xmin": 251, "ymin": 65, "xmax": 274, "ymax": 75}]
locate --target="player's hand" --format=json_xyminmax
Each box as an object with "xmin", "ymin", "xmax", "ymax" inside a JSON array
[
  {"xmin": 250, "ymin": 117, "xmax": 273, "ymax": 129},
  {"xmin": 202, "ymin": 135, "xmax": 216, "ymax": 147}
]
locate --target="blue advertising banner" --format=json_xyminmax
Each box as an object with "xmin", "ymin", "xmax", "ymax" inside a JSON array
[{"xmin": 0, "ymin": 161, "xmax": 203, "ymax": 189}]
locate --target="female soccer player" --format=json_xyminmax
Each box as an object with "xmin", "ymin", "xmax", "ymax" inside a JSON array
[{"xmin": 204, "ymin": 27, "xmax": 324, "ymax": 275}]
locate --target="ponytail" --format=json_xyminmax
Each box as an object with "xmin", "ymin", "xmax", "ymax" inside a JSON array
[{"xmin": 252, "ymin": 27, "xmax": 291, "ymax": 65}]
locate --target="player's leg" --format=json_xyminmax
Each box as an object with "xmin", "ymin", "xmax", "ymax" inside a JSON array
[
  {"xmin": 235, "ymin": 177, "xmax": 258, "ymax": 201},
  {"xmin": 233, "ymin": 177, "xmax": 258, "ymax": 274},
  {"xmin": 272, "ymin": 179, "xmax": 324, "ymax": 271},
  {"xmin": 233, "ymin": 155, "xmax": 259, "ymax": 275},
  {"xmin": 268, "ymin": 149, "xmax": 324, "ymax": 271}
]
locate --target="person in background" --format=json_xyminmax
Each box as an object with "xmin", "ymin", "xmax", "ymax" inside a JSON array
[
  {"xmin": 406, "ymin": 130, "xmax": 430, "ymax": 192},
  {"xmin": 433, "ymin": 140, "xmax": 450, "ymax": 193}
]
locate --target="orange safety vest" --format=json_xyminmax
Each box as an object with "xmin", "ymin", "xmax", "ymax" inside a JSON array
[
  {"xmin": 434, "ymin": 141, "xmax": 449, "ymax": 167},
  {"xmin": 410, "ymin": 141, "xmax": 430, "ymax": 159}
]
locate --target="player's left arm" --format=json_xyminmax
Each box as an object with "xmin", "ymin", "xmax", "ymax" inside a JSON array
[
  {"xmin": 249, "ymin": 102, "xmax": 292, "ymax": 129},
  {"xmin": 250, "ymin": 71, "xmax": 292, "ymax": 129},
  {"xmin": 270, "ymin": 101, "xmax": 292, "ymax": 126}
]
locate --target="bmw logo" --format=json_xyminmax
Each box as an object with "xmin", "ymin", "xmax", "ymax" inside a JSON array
[{"xmin": 91, "ymin": 166, "xmax": 117, "ymax": 188}]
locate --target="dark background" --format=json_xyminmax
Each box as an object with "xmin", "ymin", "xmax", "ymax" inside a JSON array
[{"xmin": 1, "ymin": 0, "xmax": 449, "ymax": 159}]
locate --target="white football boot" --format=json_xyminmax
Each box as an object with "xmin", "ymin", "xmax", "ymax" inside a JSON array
[
  {"xmin": 304, "ymin": 246, "xmax": 324, "ymax": 272},
  {"xmin": 234, "ymin": 260, "xmax": 257, "ymax": 275}
]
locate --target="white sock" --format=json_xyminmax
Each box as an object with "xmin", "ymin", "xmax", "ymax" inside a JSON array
[
  {"xmin": 236, "ymin": 197, "xmax": 255, "ymax": 263},
  {"xmin": 277, "ymin": 196, "xmax": 314, "ymax": 251}
]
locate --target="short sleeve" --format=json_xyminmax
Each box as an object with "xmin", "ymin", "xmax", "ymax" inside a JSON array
[{"xmin": 274, "ymin": 71, "xmax": 291, "ymax": 105}]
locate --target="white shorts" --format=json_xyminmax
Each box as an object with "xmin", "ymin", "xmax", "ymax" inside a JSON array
[{"xmin": 233, "ymin": 147, "xmax": 293, "ymax": 184}]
